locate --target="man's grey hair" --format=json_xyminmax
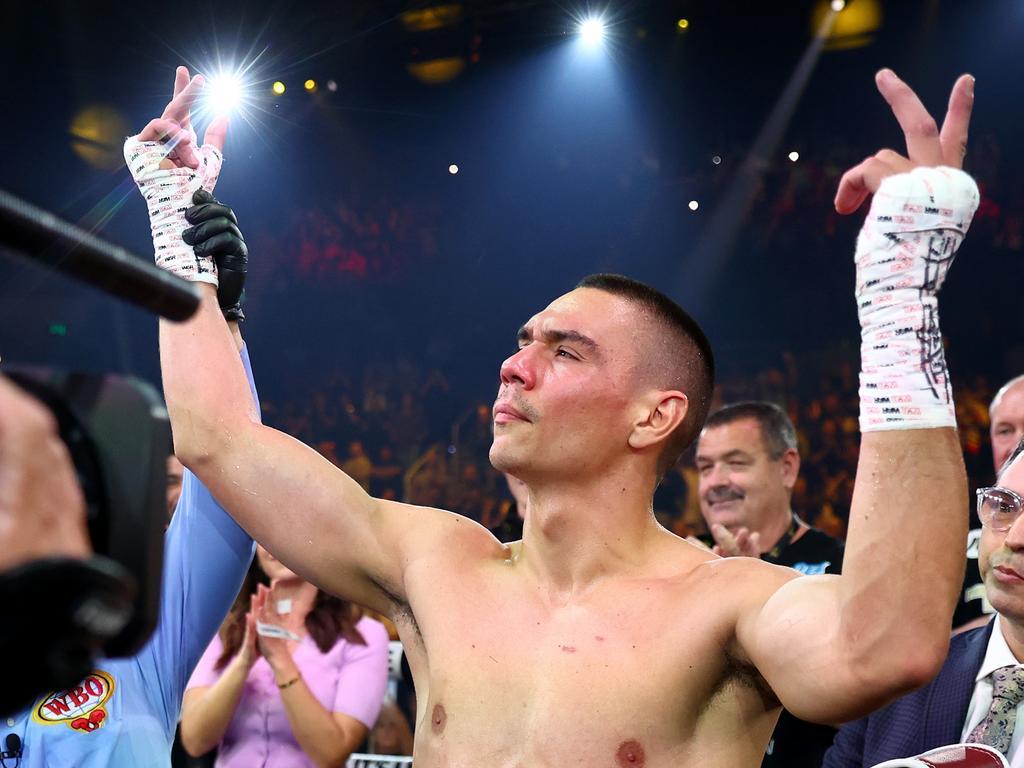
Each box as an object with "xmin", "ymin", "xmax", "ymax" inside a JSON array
[
  {"xmin": 990, "ymin": 374, "xmax": 1024, "ymax": 416},
  {"xmin": 702, "ymin": 401, "xmax": 798, "ymax": 460}
]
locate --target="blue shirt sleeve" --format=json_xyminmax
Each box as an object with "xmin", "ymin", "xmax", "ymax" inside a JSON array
[{"xmin": 135, "ymin": 344, "xmax": 261, "ymax": 735}]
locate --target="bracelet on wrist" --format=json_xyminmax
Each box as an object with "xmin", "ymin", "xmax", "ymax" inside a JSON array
[{"xmin": 277, "ymin": 675, "xmax": 300, "ymax": 690}]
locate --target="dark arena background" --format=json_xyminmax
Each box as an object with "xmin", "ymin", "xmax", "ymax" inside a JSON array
[
  {"xmin": 6, "ymin": 0, "xmax": 1021, "ymax": 528},
  {"xmin": 3, "ymin": 1, "xmax": 1024, "ymax": 765}
]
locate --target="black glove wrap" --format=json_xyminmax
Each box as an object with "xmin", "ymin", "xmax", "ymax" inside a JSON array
[{"xmin": 182, "ymin": 189, "xmax": 248, "ymax": 322}]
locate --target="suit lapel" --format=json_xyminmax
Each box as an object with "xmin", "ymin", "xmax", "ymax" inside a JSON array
[{"xmin": 921, "ymin": 623, "xmax": 995, "ymax": 749}]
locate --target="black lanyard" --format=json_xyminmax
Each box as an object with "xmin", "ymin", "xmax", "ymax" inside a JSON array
[{"xmin": 766, "ymin": 512, "xmax": 805, "ymax": 560}]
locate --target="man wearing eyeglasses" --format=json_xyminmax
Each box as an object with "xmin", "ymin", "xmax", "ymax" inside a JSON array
[
  {"xmin": 825, "ymin": 439, "xmax": 1024, "ymax": 767},
  {"xmin": 953, "ymin": 378, "xmax": 1024, "ymax": 633}
]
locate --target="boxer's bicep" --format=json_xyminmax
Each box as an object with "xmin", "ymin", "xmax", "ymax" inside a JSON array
[
  {"xmin": 194, "ymin": 419, "xmax": 437, "ymax": 614},
  {"xmin": 736, "ymin": 573, "xmax": 897, "ymax": 724}
]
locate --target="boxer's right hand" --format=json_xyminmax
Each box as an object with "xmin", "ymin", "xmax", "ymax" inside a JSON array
[
  {"xmin": 124, "ymin": 66, "xmax": 229, "ymax": 285},
  {"xmin": 130, "ymin": 66, "xmax": 228, "ymax": 172}
]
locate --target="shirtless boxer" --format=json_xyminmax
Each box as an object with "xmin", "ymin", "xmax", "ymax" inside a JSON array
[{"xmin": 132, "ymin": 66, "xmax": 976, "ymax": 767}]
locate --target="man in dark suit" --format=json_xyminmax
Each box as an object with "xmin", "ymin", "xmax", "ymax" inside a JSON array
[
  {"xmin": 825, "ymin": 440, "xmax": 1024, "ymax": 767},
  {"xmin": 955, "ymin": 376, "xmax": 1024, "ymax": 631}
]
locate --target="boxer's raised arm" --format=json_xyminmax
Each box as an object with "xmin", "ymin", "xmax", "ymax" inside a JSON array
[
  {"xmin": 734, "ymin": 70, "xmax": 976, "ymax": 723},
  {"xmin": 131, "ymin": 68, "xmax": 468, "ymax": 613},
  {"xmin": 159, "ymin": 289, "xmax": 464, "ymax": 612}
]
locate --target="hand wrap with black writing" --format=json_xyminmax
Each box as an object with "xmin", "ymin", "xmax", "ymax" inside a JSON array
[
  {"xmin": 123, "ymin": 135, "xmax": 223, "ymax": 284},
  {"xmin": 855, "ymin": 167, "xmax": 979, "ymax": 432}
]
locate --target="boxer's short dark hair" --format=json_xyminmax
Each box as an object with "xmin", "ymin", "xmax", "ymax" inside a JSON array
[{"xmin": 576, "ymin": 273, "xmax": 715, "ymax": 476}]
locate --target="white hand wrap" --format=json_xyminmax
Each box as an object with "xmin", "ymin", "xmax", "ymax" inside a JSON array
[
  {"xmin": 856, "ymin": 166, "xmax": 979, "ymax": 432},
  {"xmin": 123, "ymin": 136, "xmax": 223, "ymax": 285}
]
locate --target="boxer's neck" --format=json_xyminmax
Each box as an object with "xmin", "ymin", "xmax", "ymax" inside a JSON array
[{"xmin": 517, "ymin": 468, "xmax": 658, "ymax": 599}]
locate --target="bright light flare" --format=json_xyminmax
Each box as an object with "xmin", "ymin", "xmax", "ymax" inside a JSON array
[
  {"xmin": 830, "ymin": 0, "xmax": 846, "ymax": 11},
  {"xmin": 272, "ymin": 81, "xmax": 286, "ymax": 95},
  {"xmin": 448, "ymin": 164, "xmax": 459, "ymax": 174},
  {"xmin": 304, "ymin": 79, "xmax": 317, "ymax": 92},
  {"xmin": 204, "ymin": 72, "xmax": 245, "ymax": 116},
  {"xmin": 688, "ymin": 200, "xmax": 699, "ymax": 211},
  {"xmin": 788, "ymin": 150, "xmax": 800, "ymax": 162},
  {"xmin": 579, "ymin": 16, "xmax": 607, "ymax": 46}
]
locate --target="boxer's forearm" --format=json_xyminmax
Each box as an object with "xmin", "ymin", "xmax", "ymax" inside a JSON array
[
  {"xmin": 835, "ymin": 168, "xmax": 976, "ymax": 688},
  {"xmin": 227, "ymin": 319, "xmax": 244, "ymax": 353},
  {"xmin": 838, "ymin": 429, "xmax": 966, "ymax": 686},
  {"xmin": 160, "ymin": 287, "xmax": 258, "ymax": 466}
]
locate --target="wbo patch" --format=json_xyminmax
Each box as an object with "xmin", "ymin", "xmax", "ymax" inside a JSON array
[{"xmin": 31, "ymin": 670, "xmax": 115, "ymax": 733}]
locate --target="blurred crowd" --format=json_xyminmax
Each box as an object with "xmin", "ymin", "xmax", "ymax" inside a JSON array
[
  {"xmin": 257, "ymin": 350, "xmax": 1000, "ymax": 550},
  {"xmin": 249, "ymin": 197, "xmax": 442, "ymax": 289},
  {"xmin": 242, "ymin": 131, "xmax": 1024, "ymax": 546}
]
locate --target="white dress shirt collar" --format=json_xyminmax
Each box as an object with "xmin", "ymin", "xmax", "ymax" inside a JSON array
[{"xmin": 977, "ymin": 615, "xmax": 1024, "ymax": 685}]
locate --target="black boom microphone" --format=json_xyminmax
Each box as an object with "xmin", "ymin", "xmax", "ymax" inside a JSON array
[{"xmin": 0, "ymin": 188, "xmax": 199, "ymax": 321}]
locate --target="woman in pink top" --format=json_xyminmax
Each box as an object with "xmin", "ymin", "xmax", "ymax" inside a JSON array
[{"xmin": 180, "ymin": 545, "xmax": 389, "ymax": 767}]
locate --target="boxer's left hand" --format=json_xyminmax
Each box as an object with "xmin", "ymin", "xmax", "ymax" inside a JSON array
[{"xmin": 834, "ymin": 69, "xmax": 974, "ymax": 215}]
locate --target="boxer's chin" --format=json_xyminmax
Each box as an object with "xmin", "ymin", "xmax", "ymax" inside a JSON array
[{"xmin": 489, "ymin": 438, "xmax": 524, "ymax": 476}]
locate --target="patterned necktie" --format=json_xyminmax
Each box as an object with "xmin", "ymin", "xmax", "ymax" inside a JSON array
[{"xmin": 968, "ymin": 665, "xmax": 1024, "ymax": 754}]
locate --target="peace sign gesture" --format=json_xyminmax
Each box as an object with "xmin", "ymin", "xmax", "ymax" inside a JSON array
[
  {"xmin": 124, "ymin": 66, "xmax": 229, "ymax": 283},
  {"xmin": 133, "ymin": 66, "xmax": 229, "ymax": 170},
  {"xmin": 834, "ymin": 69, "xmax": 975, "ymax": 215}
]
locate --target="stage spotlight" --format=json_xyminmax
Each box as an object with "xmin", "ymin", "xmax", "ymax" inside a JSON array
[
  {"xmin": 677, "ymin": 18, "xmax": 690, "ymax": 30},
  {"xmin": 327, "ymin": 80, "xmax": 338, "ymax": 92},
  {"xmin": 831, "ymin": 0, "xmax": 846, "ymax": 10},
  {"xmin": 448, "ymin": 164, "xmax": 459, "ymax": 174},
  {"xmin": 688, "ymin": 200, "xmax": 699, "ymax": 211},
  {"xmin": 788, "ymin": 150, "xmax": 800, "ymax": 162},
  {"xmin": 712, "ymin": 155, "xmax": 722, "ymax": 165},
  {"xmin": 272, "ymin": 81, "xmax": 286, "ymax": 95},
  {"xmin": 205, "ymin": 72, "xmax": 244, "ymax": 116},
  {"xmin": 304, "ymin": 79, "xmax": 317, "ymax": 92},
  {"xmin": 579, "ymin": 16, "xmax": 607, "ymax": 46}
]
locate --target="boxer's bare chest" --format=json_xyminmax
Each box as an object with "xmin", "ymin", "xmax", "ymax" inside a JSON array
[{"xmin": 397, "ymin": 551, "xmax": 778, "ymax": 767}]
